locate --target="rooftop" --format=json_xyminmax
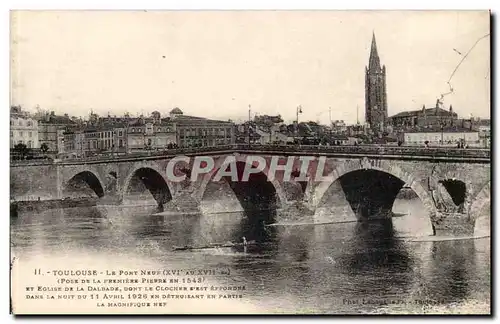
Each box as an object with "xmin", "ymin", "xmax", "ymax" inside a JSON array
[
  {"xmin": 36, "ymin": 112, "xmax": 77, "ymax": 125},
  {"xmin": 390, "ymin": 106, "xmax": 457, "ymax": 119},
  {"xmin": 174, "ymin": 115, "xmax": 234, "ymax": 126}
]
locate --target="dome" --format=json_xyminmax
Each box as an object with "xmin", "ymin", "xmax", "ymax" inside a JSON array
[{"xmin": 170, "ymin": 107, "xmax": 183, "ymax": 115}]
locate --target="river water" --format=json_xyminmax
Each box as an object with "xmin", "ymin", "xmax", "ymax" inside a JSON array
[{"xmin": 10, "ymin": 199, "xmax": 490, "ymax": 315}]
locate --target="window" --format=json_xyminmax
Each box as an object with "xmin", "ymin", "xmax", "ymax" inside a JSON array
[
  {"xmin": 19, "ymin": 131, "xmax": 23, "ymax": 137},
  {"xmin": 27, "ymin": 121, "xmax": 32, "ymax": 127},
  {"xmin": 19, "ymin": 120, "xmax": 23, "ymax": 126},
  {"xmin": 119, "ymin": 130, "xmax": 123, "ymax": 137},
  {"xmin": 29, "ymin": 132, "xmax": 32, "ymax": 138},
  {"xmin": 10, "ymin": 120, "xmax": 13, "ymax": 126},
  {"xmin": 131, "ymin": 128, "xmax": 135, "ymax": 133},
  {"xmin": 119, "ymin": 139, "xmax": 123, "ymax": 148},
  {"xmin": 10, "ymin": 131, "xmax": 13, "ymax": 137}
]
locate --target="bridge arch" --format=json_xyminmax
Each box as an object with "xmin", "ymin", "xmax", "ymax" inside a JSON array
[
  {"xmin": 435, "ymin": 168, "xmax": 474, "ymax": 212},
  {"xmin": 310, "ymin": 158, "xmax": 437, "ymax": 218},
  {"xmin": 121, "ymin": 162, "xmax": 173, "ymax": 206},
  {"xmin": 195, "ymin": 154, "xmax": 287, "ymax": 208},
  {"xmin": 64, "ymin": 170, "xmax": 105, "ymax": 198}
]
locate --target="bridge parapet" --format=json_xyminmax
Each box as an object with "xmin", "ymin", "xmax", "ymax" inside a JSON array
[{"xmin": 12, "ymin": 144, "xmax": 487, "ymax": 166}]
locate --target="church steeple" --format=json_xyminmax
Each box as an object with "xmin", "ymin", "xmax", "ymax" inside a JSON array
[
  {"xmin": 368, "ymin": 32, "xmax": 381, "ymax": 71},
  {"xmin": 365, "ymin": 32, "xmax": 387, "ymax": 134}
]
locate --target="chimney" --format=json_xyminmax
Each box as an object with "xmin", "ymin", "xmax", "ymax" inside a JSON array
[{"xmin": 449, "ymin": 104, "xmax": 453, "ymax": 113}]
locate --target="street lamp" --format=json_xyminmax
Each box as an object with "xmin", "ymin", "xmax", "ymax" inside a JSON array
[
  {"xmin": 294, "ymin": 105, "xmax": 303, "ymax": 144},
  {"xmin": 247, "ymin": 104, "xmax": 251, "ymax": 147},
  {"xmin": 440, "ymin": 122, "xmax": 444, "ymax": 147}
]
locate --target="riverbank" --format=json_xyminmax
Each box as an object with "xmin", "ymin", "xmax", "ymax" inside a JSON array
[{"xmin": 10, "ymin": 197, "xmax": 97, "ymax": 216}]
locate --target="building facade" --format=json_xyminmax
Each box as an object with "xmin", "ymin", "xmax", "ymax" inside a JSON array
[
  {"xmin": 365, "ymin": 33, "xmax": 388, "ymax": 133},
  {"xmin": 83, "ymin": 129, "xmax": 100, "ymax": 156},
  {"xmin": 114, "ymin": 126, "xmax": 128, "ymax": 154},
  {"xmin": 126, "ymin": 120, "xmax": 176, "ymax": 153},
  {"xmin": 37, "ymin": 112, "xmax": 76, "ymax": 153},
  {"xmin": 10, "ymin": 106, "xmax": 39, "ymax": 149},
  {"xmin": 170, "ymin": 108, "xmax": 235, "ymax": 148},
  {"xmin": 403, "ymin": 127, "xmax": 480, "ymax": 147},
  {"xmin": 471, "ymin": 118, "xmax": 491, "ymax": 148}
]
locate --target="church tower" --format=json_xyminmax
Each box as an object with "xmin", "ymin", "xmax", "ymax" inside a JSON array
[{"xmin": 365, "ymin": 32, "xmax": 388, "ymax": 133}]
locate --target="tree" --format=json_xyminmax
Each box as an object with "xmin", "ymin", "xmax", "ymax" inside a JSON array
[
  {"xmin": 254, "ymin": 114, "xmax": 284, "ymax": 132},
  {"xmin": 40, "ymin": 143, "xmax": 49, "ymax": 154}
]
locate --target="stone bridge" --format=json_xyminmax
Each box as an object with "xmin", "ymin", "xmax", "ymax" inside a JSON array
[{"xmin": 10, "ymin": 145, "xmax": 490, "ymax": 236}]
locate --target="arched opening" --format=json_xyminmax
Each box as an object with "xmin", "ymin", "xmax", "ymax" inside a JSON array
[
  {"xmin": 64, "ymin": 171, "xmax": 104, "ymax": 198},
  {"xmin": 338, "ymin": 169, "xmax": 404, "ymax": 219},
  {"xmin": 440, "ymin": 179, "xmax": 466, "ymax": 206},
  {"xmin": 201, "ymin": 161, "xmax": 279, "ymax": 243},
  {"xmin": 316, "ymin": 168, "xmax": 434, "ymax": 237},
  {"xmin": 124, "ymin": 168, "xmax": 172, "ymax": 208}
]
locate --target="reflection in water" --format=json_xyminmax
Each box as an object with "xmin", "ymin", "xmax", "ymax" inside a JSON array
[
  {"xmin": 10, "ymin": 203, "xmax": 490, "ymax": 314},
  {"xmin": 422, "ymin": 240, "xmax": 476, "ymax": 303},
  {"xmin": 340, "ymin": 220, "xmax": 414, "ymax": 274},
  {"xmin": 239, "ymin": 209, "xmax": 277, "ymax": 243}
]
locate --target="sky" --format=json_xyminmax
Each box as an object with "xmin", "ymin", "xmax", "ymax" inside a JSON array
[{"xmin": 10, "ymin": 10, "xmax": 490, "ymax": 124}]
